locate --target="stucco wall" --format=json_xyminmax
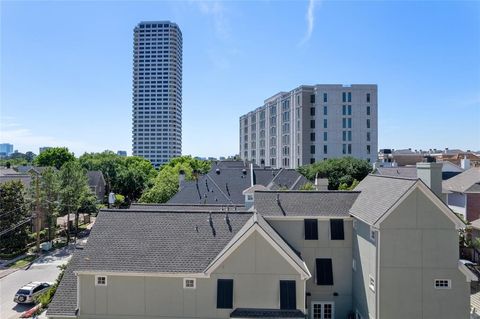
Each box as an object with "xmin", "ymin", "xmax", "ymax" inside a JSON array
[{"xmin": 77, "ymin": 230, "xmax": 305, "ymax": 319}]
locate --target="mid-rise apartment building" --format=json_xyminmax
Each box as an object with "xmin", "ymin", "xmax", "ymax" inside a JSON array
[
  {"xmin": 131, "ymin": 21, "xmax": 182, "ymax": 167},
  {"xmin": 239, "ymin": 85, "xmax": 378, "ymax": 168}
]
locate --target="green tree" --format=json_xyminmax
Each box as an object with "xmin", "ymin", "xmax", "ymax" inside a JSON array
[
  {"xmin": 34, "ymin": 147, "xmax": 75, "ymax": 169},
  {"xmin": 139, "ymin": 166, "xmax": 179, "ymax": 203},
  {"xmin": 0, "ymin": 181, "xmax": 30, "ymax": 253},
  {"xmin": 59, "ymin": 161, "xmax": 90, "ymax": 242},
  {"xmin": 139, "ymin": 156, "xmax": 211, "ymax": 203},
  {"xmin": 299, "ymin": 182, "xmax": 316, "ymax": 190},
  {"xmin": 79, "ymin": 151, "xmax": 156, "ymax": 203},
  {"xmin": 39, "ymin": 168, "xmax": 60, "ymax": 241},
  {"xmin": 298, "ymin": 157, "xmax": 372, "ymax": 190}
]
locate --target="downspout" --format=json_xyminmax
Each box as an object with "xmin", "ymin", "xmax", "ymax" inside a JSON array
[
  {"xmin": 376, "ymin": 228, "xmax": 380, "ymax": 319},
  {"xmin": 250, "ymin": 163, "xmax": 254, "ymax": 187}
]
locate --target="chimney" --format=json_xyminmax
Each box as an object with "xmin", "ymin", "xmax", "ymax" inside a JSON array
[
  {"xmin": 178, "ymin": 170, "xmax": 185, "ymax": 190},
  {"xmin": 444, "ymin": 147, "xmax": 448, "ymax": 154},
  {"xmin": 416, "ymin": 156, "xmax": 444, "ymax": 201},
  {"xmin": 461, "ymin": 156, "xmax": 471, "ymax": 170}
]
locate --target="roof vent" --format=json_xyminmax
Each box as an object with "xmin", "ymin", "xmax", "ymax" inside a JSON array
[{"xmin": 216, "ymin": 168, "xmax": 220, "ymax": 175}]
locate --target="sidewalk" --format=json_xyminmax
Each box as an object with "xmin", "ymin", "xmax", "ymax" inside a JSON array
[{"xmin": 0, "ymin": 253, "xmax": 30, "ymax": 279}]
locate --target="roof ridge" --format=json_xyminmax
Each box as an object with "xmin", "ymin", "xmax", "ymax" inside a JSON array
[
  {"xmin": 367, "ymin": 173, "xmax": 418, "ymax": 181},
  {"xmin": 205, "ymin": 174, "xmax": 233, "ymax": 204},
  {"xmin": 99, "ymin": 209, "xmax": 253, "ymax": 214},
  {"xmin": 255, "ymin": 190, "xmax": 361, "ymax": 193}
]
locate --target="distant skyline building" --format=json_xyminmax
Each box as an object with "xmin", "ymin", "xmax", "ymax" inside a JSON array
[
  {"xmin": 131, "ymin": 21, "xmax": 183, "ymax": 167},
  {"xmin": 0, "ymin": 143, "xmax": 14, "ymax": 157},
  {"xmin": 239, "ymin": 84, "xmax": 378, "ymax": 168},
  {"xmin": 39, "ymin": 146, "xmax": 52, "ymax": 154},
  {"xmin": 117, "ymin": 150, "xmax": 127, "ymax": 157}
]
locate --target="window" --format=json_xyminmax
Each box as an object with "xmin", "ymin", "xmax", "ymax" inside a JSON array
[
  {"xmin": 342, "ymin": 131, "xmax": 347, "ymax": 141},
  {"xmin": 310, "ymin": 158, "xmax": 315, "ymax": 164},
  {"xmin": 323, "ymin": 132, "xmax": 328, "ymax": 141},
  {"xmin": 369, "ymin": 275, "xmax": 375, "ymax": 292},
  {"xmin": 348, "ymin": 118, "xmax": 352, "ymax": 128},
  {"xmin": 370, "ymin": 227, "xmax": 376, "ymax": 241},
  {"xmin": 296, "ymin": 95, "xmax": 300, "ymax": 106},
  {"xmin": 323, "ymin": 105, "xmax": 328, "ymax": 115},
  {"xmin": 183, "ymin": 278, "xmax": 196, "ymax": 289},
  {"xmin": 280, "ymin": 280, "xmax": 296, "ymax": 310},
  {"xmin": 367, "ymin": 119, "xmax": 371, "ymax": 128},
  {"xmin": 323, "ymin": 119, "xmax": 327, "ymax": 128},
  {"xmin": 342, "ymin": 118, "xmax": 347, "ymax": 129},
  {"xmin": 367, "ymin": 145, "xmax": 371, "ymax": 154},
  {"xmin": 330, "ymin": 219, "xmax": 344, "ymax": 240},
  {"xmin": 342, "ymin": 92, "xmax": 346, "ymax": 102},
  {"xmin": 310, "ymin": 94, "xmax": 315, "ymax": 103},
  {"xmin": 311, "ymin": 120, "xmax": 316, "ymax": 129},
  {"xmin": 348, "ymin": 92, "xmax": 352, "ymax": 102},
  {"xmin": 367, "ymin": 132, "xmax": 371, "ymax": 142},
  {"xmin": 316, "ymin": 258, "xmax": 333, "ymax": 285},
  {"xmin": 217, "ymin": 279, "xmax": 233, "ymax": 308},
  {"xmin": 342, "ymin": 144, "xmax": 347, "ymax": 154},
  {"xmin": 310, "ymin": 107, "xmax": 316, "ymax": 116},
  {"xmin": 366, "ymin": 106, "xmax": 371, "ymax": 116},
  {"xmin": 323, "ymin": 93, "xmax": 328, "ymax": 103},
  {"xmin": 311, "ymin": 145, "xmax": 316, "ymax": 154},
  {"xmin": 310, "ymin": 132, "xmax": 316, "ymax": 141},
  {"xmin": 323, "ymin": 145, "xmax": 328, "ymax": 154},
  {"xmin": 95, "ymin": 276, "xmax": 107, "ymax": 286},
  {"xmin": 342, "ymin": 105, "xmax": 346, "ymax": 116},
  {"xmin": 434, "ymin": 279, "xmax": 451, "ymax": 289},
  {"xmin": 366, "ymin": 93, "xmax": 371, "ymax": 103},
  {"xmin": 304, "ymin": 219, "xmax": 318, "ymax": 240},
  {"xmin": 348, "ymin": 105, "xmax": 352, "ymax": 115}
]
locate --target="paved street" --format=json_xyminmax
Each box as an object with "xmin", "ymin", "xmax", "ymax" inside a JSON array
[{"xmin": 0, "ymin": 246, "xmax": 74, "ymax": 319}]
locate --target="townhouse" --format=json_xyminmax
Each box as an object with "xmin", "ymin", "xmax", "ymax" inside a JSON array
[{"xmin": 48, "ymin": 172, "xmax": 473, "ymax": 319}]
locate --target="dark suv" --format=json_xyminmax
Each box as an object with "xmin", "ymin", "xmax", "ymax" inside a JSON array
[{"xmin": 14, "ymin": 282, "xmax": 51, "ymax": 303}]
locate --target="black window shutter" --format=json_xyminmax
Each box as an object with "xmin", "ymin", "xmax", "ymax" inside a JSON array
[
  {"xmin": 304, "ymin": 219, "xmax": 318, "ymax": 240},
  {"xmin": 217, "ymin": 279, "xmax": 233, "ymax": 309},
  {"xmin": 330, "ymin": 219, "xmax": 344, "ymax": 240},
  {"xmin": 280, "ymin": 280, "xmax": 296, "ymax": 310},
  {"xmin": 316, "ymin": 258, "xmax": 333, "ymax": 285}
]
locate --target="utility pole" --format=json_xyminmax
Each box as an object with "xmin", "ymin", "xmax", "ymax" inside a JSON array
[{"xmin": 35, "ymin": 175, "xmax": 41, "ymax": 255}]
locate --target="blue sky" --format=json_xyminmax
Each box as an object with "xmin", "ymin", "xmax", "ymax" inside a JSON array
[{"xmin": 1, "ymin": 0, "xmax": 479, "ymax": 157}]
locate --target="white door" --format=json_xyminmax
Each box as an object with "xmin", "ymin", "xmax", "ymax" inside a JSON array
[{"xmin": 311, "ymin": 302, "xmax": 335, "ymax": 319}]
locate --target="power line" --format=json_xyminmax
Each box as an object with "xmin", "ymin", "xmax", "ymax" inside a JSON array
[{"xmin": 0, "ymin": 218, "xmax": 32, "ymax": 237}]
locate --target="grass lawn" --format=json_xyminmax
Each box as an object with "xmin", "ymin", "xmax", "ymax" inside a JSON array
[{"xmin": 9, "ymin": 255, "xmax": 36, "ymax": 268}]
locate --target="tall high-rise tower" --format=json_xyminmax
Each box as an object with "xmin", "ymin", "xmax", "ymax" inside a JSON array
[{"xmin": 132, "ymin": 21, "xmax": 182, "ymax": 167}]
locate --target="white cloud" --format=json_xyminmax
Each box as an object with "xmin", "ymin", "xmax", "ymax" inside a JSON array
[
  {"xmin": 196, "ymin": 0, "xmax": 230, "ymax": 40},
  {"xmin": 0, "ymin": 117, "xmax": 93, "ymax": 155},
  {"xmin": 299, "ymin": 0, "xmax": 319, "ymax": 46}
]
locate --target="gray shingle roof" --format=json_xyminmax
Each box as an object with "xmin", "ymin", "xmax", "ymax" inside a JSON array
[
  {"xmin": 87, "ymin": 170, "xmax": 105, "ymax": 187},
  {"xmin": 129, "ymin": 203, "xmax": 246, "ymax": 212},
  {"xmin": 169, "ymin": 166, "xmax": 310, "ymax": 205},
  {"xmin": 75, "ymin": 210, "xmax": 252, "ymax": 273},
  {"xmin": 374, "ymin": 167, "xmax": 418, "ymax": 179},
  {"xmin": 443, "ymin": 167, "xmax": 480, "ymax": 193},
  {"xmin": 230, "ymin": 308, "xmax": 306, "ymax": 318},
  {"xmin": 253, "ymin": 191, "xmax": 360, "ymax": 217},
  {"xmin": 46, "ymin": 251, "xmax": 82, "ymax": 317},
  {"xmin": 350, "ymin": 175, "xmax": 417, "ymax": 225}
]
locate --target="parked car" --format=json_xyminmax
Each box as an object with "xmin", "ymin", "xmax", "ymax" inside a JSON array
[{"xmin": 13, "ymin": 282, "xmax": 51, "ymax": 304}]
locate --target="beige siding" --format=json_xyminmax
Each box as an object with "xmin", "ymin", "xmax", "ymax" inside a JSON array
[
  {"xmin": 378, "ymin": 188, "xmax": 469, "ymax": 319},
  {"xmin": 268, "ymin": 218, "xmax": 353, "ymax": 318}
]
